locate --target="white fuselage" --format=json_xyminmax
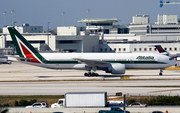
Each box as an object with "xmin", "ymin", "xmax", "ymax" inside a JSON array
[{"xmin": 19, "ymin": 52, "xmax": 176, "ymax": 70}]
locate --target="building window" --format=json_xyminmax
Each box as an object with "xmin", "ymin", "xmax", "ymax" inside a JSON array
[
  {"xmin": 139, "ymin": 48, "xmax": 141, "ymax": 51},
  {"xmin": 119, "ymin": 48, "xmax": 121, "ymax": 51},
  {"xmin": 144, "ymin": 48, "xmax": 146, "ymax": 51},
  {"xmin": 169, "ymin": 48, "xmax": 172, "ymax": 51},
  {"xmin": 105, "ymin": 48, "xmax": 107, "ymax": 52},
  {"xmin": 134, "ymin": 48, "xmax": 136, "ymax": 51},
  {"xmin": 59, "ymin": 40, "xmax": 74, "ymax": 44},
  {"xmin": 175, "ymin": 48, "xmax": 177, "ymax": 51},
  {"xmin": 149, "ymin": 48, "xmax": 151, "ymax": 51},
  {"xmin": 110, "ymin": 48, "xmax": 112, "ymax": 52},
  {"xmin": 123, "ymin": 48, "xmax": 126, "ymax": 51}
]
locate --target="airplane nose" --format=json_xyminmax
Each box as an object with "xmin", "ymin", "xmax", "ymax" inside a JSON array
[{"xmin": 170, "ymin": 60, "xmax": 177, "ymax": 66}]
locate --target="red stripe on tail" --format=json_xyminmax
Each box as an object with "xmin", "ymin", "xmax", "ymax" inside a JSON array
[{"xmin": 20, "ymin": 42, "xmax": 41, "ymax": 63}]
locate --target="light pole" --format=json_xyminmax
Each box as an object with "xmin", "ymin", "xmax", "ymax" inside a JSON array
[
  {"xmin": 47, "ymin": 22, "xmax": 50, "ymax": 51},
  {"xmin": 87, "ymin": 9, "xmax": 90, "ymax": 33},
  {"xmin": 62, "ymin": 12, "xmax": 65, "ymax": 26},
  {"xmin": 3, "ymin": 11, "xmax": 6, "ymax": 26},
  {"xmin": 11, "ymin": 10, "xmax": 14, "ymax": 26}
]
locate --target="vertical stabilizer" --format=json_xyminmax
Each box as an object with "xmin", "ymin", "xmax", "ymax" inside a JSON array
[{"xmin": 8, "ymin": 27, "xmax": 45, "ymax": 63}]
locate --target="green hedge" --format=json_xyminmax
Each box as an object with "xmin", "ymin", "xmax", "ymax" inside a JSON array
[
  {"xmin": 147, "ymin": 95, "xmax": 180, "ymax": 105},
  {"xmin": 14, "ymin": 99, "xmax": 36, "ymax": 106}
]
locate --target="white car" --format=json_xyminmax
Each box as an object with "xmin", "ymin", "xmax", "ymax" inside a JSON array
[
  {"xmin": 129, "ymin": 102, "xmax": 147, "ymax": 108},
  {"xmin": 25, "ymin": 102, "xmax": 49, "ymax": 108}
]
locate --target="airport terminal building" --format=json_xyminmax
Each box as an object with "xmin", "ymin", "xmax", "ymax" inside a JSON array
[{"xmin": 1, "ymin": 14, "xmax": 180, "ymax": 55}]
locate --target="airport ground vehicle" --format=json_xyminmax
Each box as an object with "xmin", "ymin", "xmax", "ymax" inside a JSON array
[
  {"xmin": 107, "ymin": 97, "xmax": 128, "ymax": 107},
  {"xmin": 25, "ymin": 102, "xmax": 49, "ymax": 108},
  {"xmin": 51, "ymin": 92, "xmax": 107, "ymax": 108},
  {"xmin": 0, "ymin": 56, "xmax": 11, "ymax": 64},
  {"xmin": 128, "ymin": 102, "xmax": 147, "ymax": 108},
  {"xmin": 99, "ymin": 107, "xmax": 130, "ymax": 113}
]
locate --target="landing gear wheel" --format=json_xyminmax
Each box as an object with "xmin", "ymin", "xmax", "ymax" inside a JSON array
[
  {"xmin": 84, "ymin": 73, "xmax": 88, "ymax": 76},
  {"xmin": 95, "ymin": 73, "xmax": 99, "ymax": 77},
  {"xmin": 88, "ymin": 72, "xmax": 91, "ymax": 77},
  {"xmin": 84, "ymin": 72, "xmax": 99, "ymax": 77},
  {"xmin": 159, "ymin": 69, "xmax": 163, "ymax": 76},
  {"xmin": 91, "ymin": 72, "xmax": 95, "ymax": 77}
]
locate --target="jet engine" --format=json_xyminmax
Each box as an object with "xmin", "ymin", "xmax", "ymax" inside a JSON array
[{"xmin": 106, "ymin": 63, "xmax": 125, "ymax": 74}]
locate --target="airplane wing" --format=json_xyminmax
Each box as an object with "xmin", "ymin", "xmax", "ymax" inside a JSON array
[{"xmin": 74, "ymin": 58, "xmax": 109, "ymax": 68}]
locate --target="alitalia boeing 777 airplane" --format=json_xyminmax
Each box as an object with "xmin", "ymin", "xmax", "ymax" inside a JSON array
[{"xmin": 8, "ymin": 27, "xmax": 176, "ymax": 76}]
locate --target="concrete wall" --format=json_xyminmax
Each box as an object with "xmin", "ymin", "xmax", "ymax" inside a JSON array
[
  {"xmin": 49, "ymin": 35, "xmax": 56, "ymax": 51},
  {"xmin": 8, "ymin": 107, "xmax": 180, "ymax": 113},
  {"xmin": 57, "ymin": 26, "xmax": 80, "ymax": 36},
  {"xmin": 3, "ymin": 34, "xmax": 55, "ymax": 51},
  {"xmin": 3, "ymin": 26, "xmax": 42, "ymax": 34},
  {"xmin": 100, "ymin": 44, "xmax": 130, "ymax": 53},
  {"xmin": 103, "ymin": 34, "xmax": 140, "ymax": 41},
  {"xmin": 132, "ymin": 15, "xmax": 149, "ymax": 24},
  {"xmin": 100, "ymin": 42, "xmax": 180, "ymax": 53},
  {"xmin": 82, "ymin": 35, "xmax": 99, "ymax": 52}
]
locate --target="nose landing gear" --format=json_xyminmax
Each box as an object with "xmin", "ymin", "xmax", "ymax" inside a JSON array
[{"xmin": 159, "ymin": 69, "xmax": 164, "ymax": 76}]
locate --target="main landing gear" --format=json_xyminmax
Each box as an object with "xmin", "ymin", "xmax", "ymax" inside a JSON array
[
  {"xmin": 84, "ymin": 67, "xmax": 99, "ymax": 77},
  {"xmin": 84, "ymin": 72, "xmax": 99, "ymax": 77}
]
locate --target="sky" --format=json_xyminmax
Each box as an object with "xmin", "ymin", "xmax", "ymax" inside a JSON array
[{"xmin": 0, "ymin": 0, "xmax": 180, "ymax": 30}]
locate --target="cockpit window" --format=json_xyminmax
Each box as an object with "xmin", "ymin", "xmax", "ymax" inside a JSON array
[{"xmin": 169, "ymin": 57, "xmax": 173, "ymax": 60}]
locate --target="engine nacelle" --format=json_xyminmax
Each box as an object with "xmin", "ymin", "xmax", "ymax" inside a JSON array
[{"xmin": 106, "ymin": 63, "xmax": 125, "ymax": 74}]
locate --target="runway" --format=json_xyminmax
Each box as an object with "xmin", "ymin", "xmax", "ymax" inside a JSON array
[
  {"xmin": 0, "ymin": 62, "xmax": 180, "ymax": 96},
  {"xmin": 1, "ymin": 62, "xmax": 180, "ymax": 81},
  {"xmin": 0, "ymin": 80, "xmax": 180, "ymax": 96}
]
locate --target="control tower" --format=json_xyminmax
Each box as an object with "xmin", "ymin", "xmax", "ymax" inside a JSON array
[{"xmin": 77, "ymin": 18, "xmax": 127, "ymax": 34}]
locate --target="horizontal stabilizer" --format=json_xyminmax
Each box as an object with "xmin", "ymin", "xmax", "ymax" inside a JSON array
[{"xmin": 10, "ymin": 56, "xmax": 33, "ymax": 61}]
